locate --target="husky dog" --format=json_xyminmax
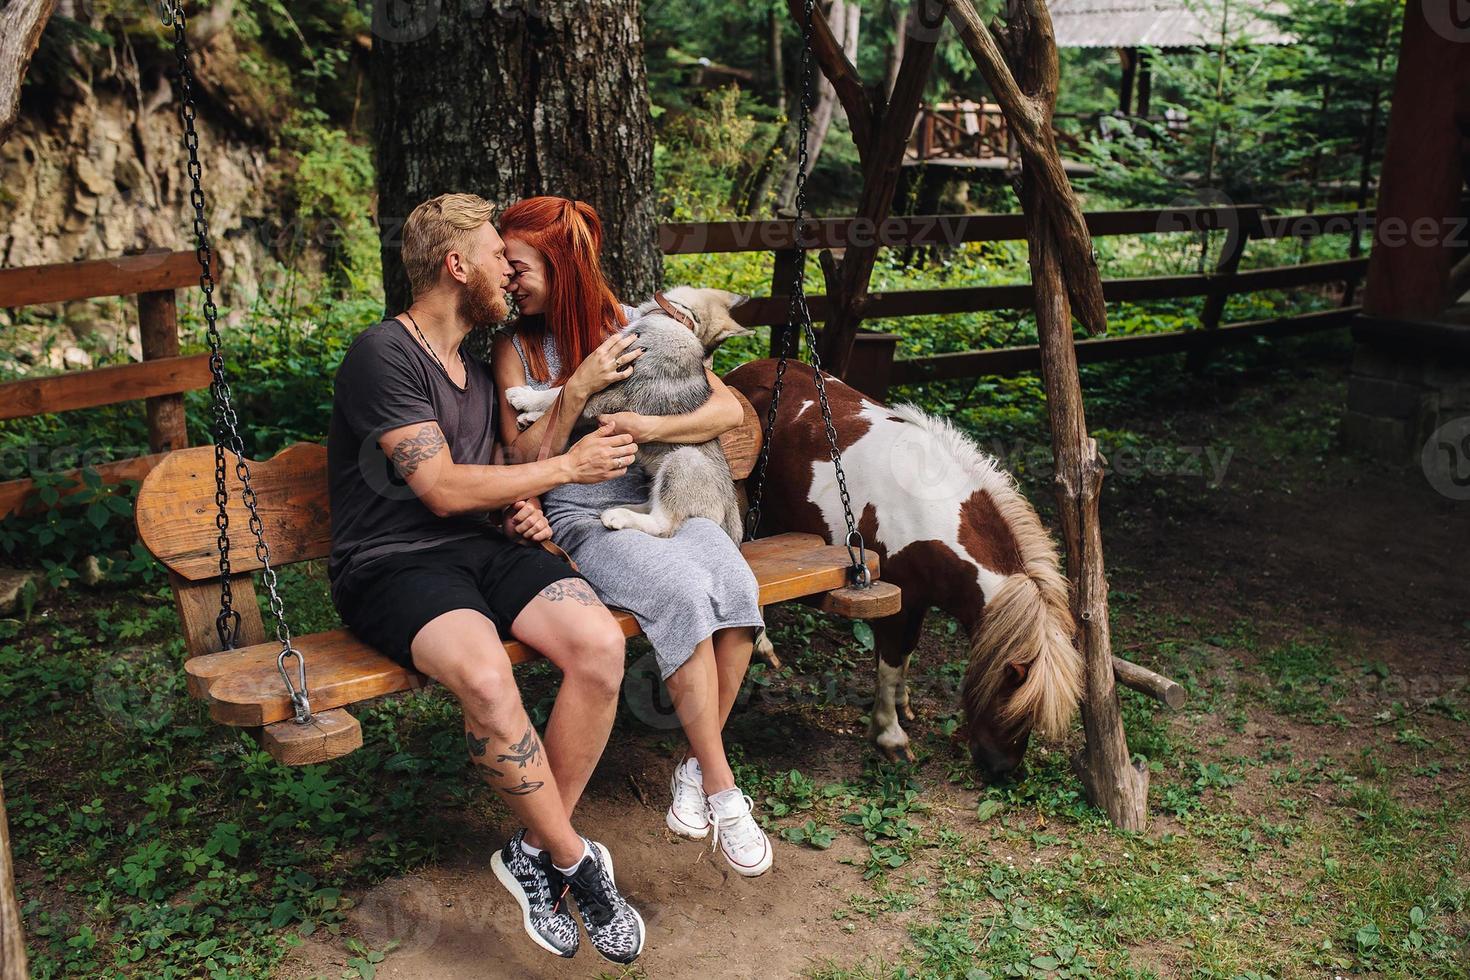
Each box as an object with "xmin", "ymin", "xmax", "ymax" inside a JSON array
[{"xmin": 505, "ymin": 286, "xmax": 750, "ymax": 542}]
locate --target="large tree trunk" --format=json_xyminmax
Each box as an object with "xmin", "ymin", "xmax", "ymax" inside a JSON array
[
  {"xmin": 0, "ymin": 771, "xmax": 25, "ymax": 980},
  {"xmin": 371, "ymin": 0, "xmax": 661, "ymax": 313},
  {"xmin": 0, "ymin": 0, "xmax": 57, "ymax": 147}
]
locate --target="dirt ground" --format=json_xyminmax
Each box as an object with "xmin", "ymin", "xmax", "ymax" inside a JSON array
[
  {"xmin": 289, "ymin": 771, "xmax": 909, "ymax": 979},
  {"xmin": 285, "ymin": 355, "xmax": 1470, "ymax": 979}
]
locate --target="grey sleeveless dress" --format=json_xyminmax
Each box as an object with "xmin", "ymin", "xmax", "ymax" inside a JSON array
[{"xmin": 509, "ymin": 322, "xmax": 763, "ymax": 680}]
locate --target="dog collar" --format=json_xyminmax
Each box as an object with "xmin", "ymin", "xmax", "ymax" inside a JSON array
[{"xmin": 653, "ymin": 292, "xmax": 698, "ymax": 333}]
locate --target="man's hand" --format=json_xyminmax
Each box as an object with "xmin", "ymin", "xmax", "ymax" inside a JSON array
[
  {"xmin": 503, "ymin": 499, "xmax": 552, "ymax": 544},
  {"xmin": 563, "ymin": 420, "xmax": 638, "ymax": 484},
  {"xmin": 597, "ymin": 412, "xmax": 663, "ymax": 444}
]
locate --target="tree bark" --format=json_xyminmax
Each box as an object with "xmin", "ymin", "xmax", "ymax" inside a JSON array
[
  {"xmin": 947, "ymin": 0, "xmax": 1146, "ymax": 830},
  {"xmin": 371, "ymin": 0, "xmax": 661, "ymax": 313},
  {"xmin": 0, "ymin": 0, "xmax": 56, "ymax": 147},
  {"xmin": 0, "ymin": 771, "xmax": 26, "ymax": 980}
]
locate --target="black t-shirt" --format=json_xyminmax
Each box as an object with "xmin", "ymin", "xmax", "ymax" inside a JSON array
[{"xmin": 327, "ymin": 318, "xmax": 497, "ymax": 602}]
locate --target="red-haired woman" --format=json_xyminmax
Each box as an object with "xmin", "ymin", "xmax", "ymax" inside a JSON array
[{"xmin": 490, "ymin": 197, "xmax": 773, "ymax": 879}]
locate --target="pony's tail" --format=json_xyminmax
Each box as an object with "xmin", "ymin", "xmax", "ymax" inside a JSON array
[{"xmin": 963, "ymin": 501, "xmax": 1084, "ymax": 740}]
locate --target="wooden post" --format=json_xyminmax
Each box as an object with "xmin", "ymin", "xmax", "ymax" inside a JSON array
[
  {"xmin": 1025, "ymin": 174, "xmax": 1149, "ymax": 832},
  {"xmin": 1117, "ymin": 47, "xmax": 1136, "ymax": 114},
  {"xmin": 1136, "ymin": 50, "xmax": 1152, "ymax": 117},
  {"xmin": 137, "ymin": 290, "xmax": 189, "ymax": 454},
  {"xmin": 1363, "ymin": 0, "xmax": 1470, "ymax": 318},
  {"xmin": 0, "ymin": 771, "xmax": 27, "ymax": 980},
  {"xmin": 1189, "ymin": 205, "xmax": 1262, "ymax": 369},
  {"xmin": 948, "ymin": 0, "xmax": 1148, "ymax": 830}
]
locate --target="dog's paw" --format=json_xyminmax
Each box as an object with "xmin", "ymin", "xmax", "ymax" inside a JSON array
[
  {"xmin": 505, "ymin": 385, "xmax": 548, "ymax": 412},
  {"xmin": 600, "ymin": 508, "xmax": 638, "ymax": 531},
  {"xmin": 515, "ymin": 410, "xmax": 545, "ymax": 430}
]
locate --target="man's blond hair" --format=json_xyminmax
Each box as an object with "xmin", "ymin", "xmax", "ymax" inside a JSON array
[{"xmin": 401, "ymin": 193, "xmax": 497, "ymax": 298}]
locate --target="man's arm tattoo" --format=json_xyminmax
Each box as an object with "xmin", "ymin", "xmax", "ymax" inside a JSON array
[
  {"xmin": 390, "ymin": 424, "xmax": 447, "ymax": 479},
  {"xmin": 496, "ymin": 726, "xmax": 544, "ymax": 768},
  {"xmin": 537, "ymin": 578, "xmax": 601, "ymax": 607}
]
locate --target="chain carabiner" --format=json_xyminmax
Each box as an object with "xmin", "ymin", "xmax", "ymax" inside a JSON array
[
  {"xmin": 277, "ymin": 647, "xmax": 312, "ymax": 724},
  {"xmin": 845, "ymin": 530, "xmax": 870, "ymax": 588}
]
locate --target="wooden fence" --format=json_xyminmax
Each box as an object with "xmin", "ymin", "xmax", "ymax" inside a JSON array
[
  {"xmin": 662, "ymin": 204, "xmax": 1371, "ymax": 397},
  {"xmin": 0, "ymin": 203, "xmax": 1367, "ymax": 512},
  {"xmin": 0, "ymin": 250, "xmax": 212, "ymax": 517}
]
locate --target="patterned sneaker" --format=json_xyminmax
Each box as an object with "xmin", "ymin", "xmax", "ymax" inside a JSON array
[
  {"xmin": 490, "ymin": 829, "xmax": 580, "ymax": 958},
  {"xmin": 708, "ymin": 788, "xmax": 773, "ymax": 877},
  {"xmin": 563, "ymin": 839, "xmax": 646, "ymax": 964},
  {"xmin": 666, "ymin": 756, "xmax": 711, "ymax": 839}
]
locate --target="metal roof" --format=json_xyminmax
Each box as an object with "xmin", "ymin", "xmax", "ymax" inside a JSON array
[{"xmin": 1049, "ymin": 0, "xmax": 1295, "ymax": 49}]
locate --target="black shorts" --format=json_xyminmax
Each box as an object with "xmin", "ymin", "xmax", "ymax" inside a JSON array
[{"xmin": 334, "ymin": 534, "xmax": 584, "ymax": 669}]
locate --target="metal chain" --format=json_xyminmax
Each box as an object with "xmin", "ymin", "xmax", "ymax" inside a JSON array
[
  {"xmin": 744, "ymin": 0, "xmax": 868, "ymax": 587},
  {"xmin": 163, "ymin": 1, "xmax": 311, "ymax": 723}
]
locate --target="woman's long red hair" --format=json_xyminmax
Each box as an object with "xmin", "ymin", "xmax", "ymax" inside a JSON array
[{"xmin": 498, "ymin": 197, "xmax": 626, "ymax": 385}]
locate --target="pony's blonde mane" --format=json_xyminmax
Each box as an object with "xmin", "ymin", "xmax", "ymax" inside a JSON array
[{"xmin": 889, "ymin": 403, "xmax": 1084, "ymax": 740}]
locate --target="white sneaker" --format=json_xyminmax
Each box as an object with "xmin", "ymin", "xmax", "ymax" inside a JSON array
[
  {"xmin": 666, "ymin": 757, "xmax": 710, "ymax": 839},
  {"xmin": 708, "ymin": 788, "xmax": 773, "ymax": 877}
]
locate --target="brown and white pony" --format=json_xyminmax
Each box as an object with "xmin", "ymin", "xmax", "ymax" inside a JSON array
[{"xmin": 726, "ymin": 359, "xmax": 1083, "ymax": 778}]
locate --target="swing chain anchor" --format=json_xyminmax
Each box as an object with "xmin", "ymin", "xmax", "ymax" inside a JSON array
[
  {"xmin": 845, "ymin": 531, "xmax": 871, "ymax": 588},
  {"xmin": 277, "ymin": 648, "xmax": 312, "ymax": 724}
]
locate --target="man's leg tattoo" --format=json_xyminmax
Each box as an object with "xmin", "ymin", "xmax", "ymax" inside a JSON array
[
  {"xmin": 465, "ymin": 726, "xmax": 546, "ymax": 796},
  {"xmin": 537, "ymin": 578, "xmax": 601, "ymax": 607},
  {"xmin": 497, "ymin": 725, "xmax": 544, "ymax": 768}
]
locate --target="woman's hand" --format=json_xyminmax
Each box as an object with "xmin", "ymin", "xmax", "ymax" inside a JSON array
[
  {"xmin": 567, "ymin": 331, "xmax": 644, "ymax": 402},
  {"xmin": 596, "ymin": 412, "xmax": 662, "ymax": 444}
]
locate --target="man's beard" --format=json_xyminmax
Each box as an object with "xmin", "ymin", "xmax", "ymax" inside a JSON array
[
  {"xmin": 460, "ymin": 261, "xmax": 510, "ymax": 327},
  {"xmin": 459, "ymin": 261, "xmax": 510, "ymax": 359}
]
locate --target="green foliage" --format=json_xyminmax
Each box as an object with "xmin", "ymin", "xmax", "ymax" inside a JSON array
[
  {"xmin": 1083, "ymin": 0, "xmax": 1402, "ymax": 208},
  {"xmin": 0, "ymin": 567, "xmax": 484, "ymax": 978},
  {"xmin": 286, "ymin": 126, "xmax": 382, "ymax": 290},
  {"xmin": 655, "ymin": 85, "xmax": 776, "ymax": 219}
]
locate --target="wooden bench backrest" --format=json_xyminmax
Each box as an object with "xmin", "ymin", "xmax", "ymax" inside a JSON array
[
  {"xmin": 137, "ymin": 389, "xmax": 764, "ymax": 581},
  {"xmin": 0, "ymin": 250, "xmax": 210, "ymax": 307}
]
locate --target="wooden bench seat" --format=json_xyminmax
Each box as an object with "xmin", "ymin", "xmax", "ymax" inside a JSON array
[
  {"xmin": 186, "ymin": 532, "xmax": 878, "ymax": 728},
  {"xmin": 136, "ymin": 396, "xmax": 898, "ymax": 766}
]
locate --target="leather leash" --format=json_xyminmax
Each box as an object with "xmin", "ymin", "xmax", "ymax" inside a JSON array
[{"xmin": 494, "ymin": 434, "xmax": 578, "ymax": 571}]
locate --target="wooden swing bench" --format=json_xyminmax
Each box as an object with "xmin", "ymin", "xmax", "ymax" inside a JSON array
[{"xmin": 134, "ymin": 394, "xmax": 900, "ymax": 767}]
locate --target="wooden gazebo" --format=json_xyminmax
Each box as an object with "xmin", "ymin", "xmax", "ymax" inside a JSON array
[{"xmin": 1048, "ymin": 0, "xmax": 1293, "ymax": 114}]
